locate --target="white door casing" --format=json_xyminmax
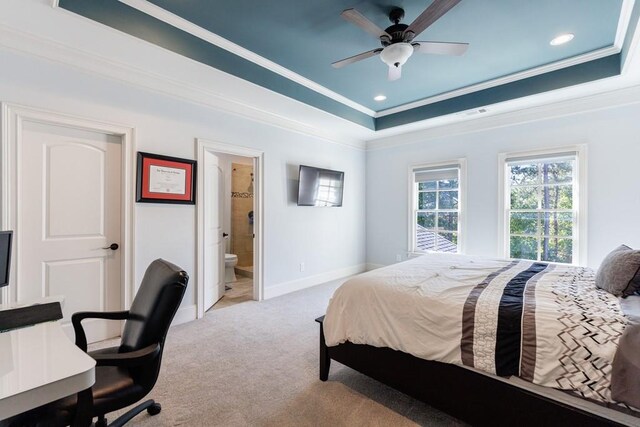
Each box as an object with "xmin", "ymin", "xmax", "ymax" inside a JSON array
[
  {"xmin": 203, "ymin": 151, "xmax": 224, "ymax": 311},
  {"xmin": 1, "ymin": 103, "xmax": 135, "ymax": 342},
  {"xmin": 196, "ymin": 138, "xmax": 263, "ymax": 318}
]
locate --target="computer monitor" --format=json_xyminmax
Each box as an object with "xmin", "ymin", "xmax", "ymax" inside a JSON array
[{"xmin": 0, "ymin": 230, "xmax": 12, "ymax": 288}]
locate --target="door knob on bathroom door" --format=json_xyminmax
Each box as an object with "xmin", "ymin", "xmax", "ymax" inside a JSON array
[
  {"xmin": 102, "ymin": 243, "xmax": 119, "ymax": 250},
  {"xmin": 223, "ymin": 233, "xmax": 229, "ymax": 237}
]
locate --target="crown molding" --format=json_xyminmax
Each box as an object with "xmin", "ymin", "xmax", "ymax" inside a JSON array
[
  {"xmin": 366, "ymin": 83, "xmax": 640, "ymax": 151},
  {"xmin": 117, "ymin": 0, "xmax": 376, "ymax": 117},
  {"xmin": 615, "ymin": 0, "xmax": 636, "ymax": 48},
  {"xmin": 0, "ymin": 23, "xmax": 367, "ymax": 150},
  {"xmin": 621, "ymin": 0, "xmax": 640, "ymax": 73},
  {"xmin": 375, "ymin": 46, "xmax": 620, "ymax": 118}
]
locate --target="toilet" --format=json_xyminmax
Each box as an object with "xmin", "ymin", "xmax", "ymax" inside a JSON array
[{"xmin": 224, "ymin": 253, "xmax": 238, "ymax": 283}]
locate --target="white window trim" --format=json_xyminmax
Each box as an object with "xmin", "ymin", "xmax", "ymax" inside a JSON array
[
  {"xmin": 407, "ymin": 158, "xmax": 467, "ymax": 256},
  {"xmin": 497, "ymin": 145, "xmax": 588, "ymax": 265}
]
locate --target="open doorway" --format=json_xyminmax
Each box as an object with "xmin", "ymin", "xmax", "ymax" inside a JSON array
[
  {"xmin": 212, "ymin": 154, "xmax": 254, "ymax": 310},
  {"xmin": 196, "ymin": 139, "xmax": 263, "ymax": 318}
]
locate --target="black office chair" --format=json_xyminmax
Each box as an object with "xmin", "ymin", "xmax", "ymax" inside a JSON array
[{"xmin": 51, "ymin": 258, "xmax": 189, "ymax": 427}]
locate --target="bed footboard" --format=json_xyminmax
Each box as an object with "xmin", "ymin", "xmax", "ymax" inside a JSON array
[{"xmin": 315, "ymin": 316, "xmax": 623, "ymax": 427}]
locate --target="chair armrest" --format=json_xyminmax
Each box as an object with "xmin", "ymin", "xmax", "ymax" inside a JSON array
[
  {"xmin": 72, "ymin": 310, "xmax": 130, "ymax": 352},
  {"xmin": 92, "ymin": 343, "xmax": 161, "ymax": 368}
]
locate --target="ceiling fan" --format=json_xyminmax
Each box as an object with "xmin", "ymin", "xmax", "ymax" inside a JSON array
[{"xmin": 332, "ymin": 0, "xmax": 468, "ymax": 81}]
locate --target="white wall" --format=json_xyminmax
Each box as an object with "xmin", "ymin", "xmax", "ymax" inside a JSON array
[
  {"xmin": 0, "ymin": 48, "xmax": 366, "ymax": 317},
  {"xmin": 366, "ymin": 101, "xmax": 640, "ymax": 268}
]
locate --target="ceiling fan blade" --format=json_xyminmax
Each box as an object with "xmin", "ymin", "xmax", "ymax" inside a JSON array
[
  {"xmin": 412, "ymin": 41, "xmax": 469, "ymax": 56},
  {"xmin": 332, "ymin": 48, "xmax": 383, "ymax": 68},
  {"xmin": 341, "ymin": 8, "xmax": 391, "ymax": 39},
  {"xmin": 405, "ymin": 0, "xmax": 461, "ymax": 39},
  {"xmin": 388, "ymin": 65, "xmax": 401, "ymax": 81}
]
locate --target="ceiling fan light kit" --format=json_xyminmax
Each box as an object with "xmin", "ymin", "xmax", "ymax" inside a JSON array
[
  {"xmin": 380, "ymin": 42, "xmax": 414, "ymax": 68},
  {"xmin": 380, "ymin": 42, "xmax": 414, "ymax": 81},
  {"xmin": 333, "ymin": 0, "xmax": 468, "ymax": 81}
]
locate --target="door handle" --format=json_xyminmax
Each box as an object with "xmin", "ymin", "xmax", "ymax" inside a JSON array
[
  {"xmin": 102, "ymin": 243, "xmax": 119, "ymax": 251},
  {"xmin": 223, "ymin": 233, "xmax": 229, "ymax": 237}
]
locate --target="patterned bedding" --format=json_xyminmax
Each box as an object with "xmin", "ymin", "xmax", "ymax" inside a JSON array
[{"xmin": 323, "ymin": 253, "xmax": 640, "ymax": 410}]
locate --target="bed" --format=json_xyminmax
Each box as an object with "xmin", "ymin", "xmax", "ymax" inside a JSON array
[{"xmin": 317, "ymin": 253, "xmax": 640, "ymax": 426}]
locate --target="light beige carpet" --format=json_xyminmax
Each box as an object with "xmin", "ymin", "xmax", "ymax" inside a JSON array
[{"xmin": 102, "ymin": 278, "xmax": 466, "ymax": 426}]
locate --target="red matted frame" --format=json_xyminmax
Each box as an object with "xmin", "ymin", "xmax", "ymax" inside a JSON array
[{"xmin": 136, "ymin": 152, "xmax": 196, "ymax": 204}]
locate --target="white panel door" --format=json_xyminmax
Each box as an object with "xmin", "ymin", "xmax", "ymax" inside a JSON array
[
  {"xmin": 19, "ymin": 122, "xmax": 122, "ymax": 343},
  {"xmin": 203, "ymin": 152, "xmax": 224, "ymax": 311}
]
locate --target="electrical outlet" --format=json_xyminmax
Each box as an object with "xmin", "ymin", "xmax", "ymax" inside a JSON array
[
  {"xmin": 396, "ymin": 254, "xmax": 402, "ymax": 262},
  {"xmin": 300, "ymin": 262, "xmax": 305, "ymax": 272}
]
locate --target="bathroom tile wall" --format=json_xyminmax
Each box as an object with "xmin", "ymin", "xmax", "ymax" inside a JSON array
[{"xmin": 231, "ymin": 163, "xmax": 254, "ymax": 266}]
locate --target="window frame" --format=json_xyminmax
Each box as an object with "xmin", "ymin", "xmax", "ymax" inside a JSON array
[
  {"xmin": 408, "ymin": 159, "xmax": 467, "ymax": 256},
  {"xmin": 498, "ymin": 145, "xmax": 587, "ymax": 265}
]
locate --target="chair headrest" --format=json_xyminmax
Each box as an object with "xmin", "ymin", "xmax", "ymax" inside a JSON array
[{"xmin": 120, "ymin": 259, "xmax": 188, "ymax": 352}]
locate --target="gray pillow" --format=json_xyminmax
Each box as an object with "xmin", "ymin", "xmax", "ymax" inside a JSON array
[{"xmin": 596, "ymin": 245, "xmax": 640, "ymax": 297}]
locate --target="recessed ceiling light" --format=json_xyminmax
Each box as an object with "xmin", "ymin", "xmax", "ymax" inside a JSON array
[
  {"xmin": 550, "ymin": 33, "xmax": 574, "ymax": 46},
  {"xmin": 374, "ymin": 95, "xmax": 387, "ymax": 101}
]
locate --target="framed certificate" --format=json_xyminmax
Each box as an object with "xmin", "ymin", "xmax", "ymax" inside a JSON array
[{"xmin": 136, "ymin": 152, "xmax": 196, "ymax": 204}]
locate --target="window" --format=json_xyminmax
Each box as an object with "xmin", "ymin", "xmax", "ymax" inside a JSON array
[
  {"xmin": 500, "ymin": 148, "xmax": 585, "ymax": 264},
  {"xmin": 410, "ymin": 161, "xmax": 465, "ymax": 253}
]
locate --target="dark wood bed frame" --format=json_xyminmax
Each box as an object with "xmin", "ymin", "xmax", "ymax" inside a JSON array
[{"xmin": 316, "ymin": 316, "xmax": 625, "ymax": 427}]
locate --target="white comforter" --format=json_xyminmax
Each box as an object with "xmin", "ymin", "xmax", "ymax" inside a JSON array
[{"xmin": 323, "ymin": 253, "xmax": 629, "ymax": 407}]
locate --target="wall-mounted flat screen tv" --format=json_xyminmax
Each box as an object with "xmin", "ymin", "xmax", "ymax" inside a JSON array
[{"xmin": 297, "ymin": 165, "xmax": 344, "ymax": 207}]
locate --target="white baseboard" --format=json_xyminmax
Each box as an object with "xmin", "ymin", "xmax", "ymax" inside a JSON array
[
  {"xmin": 171, "ymin": 304, "xmax": 197, "ymax": 326},
  {"xmin": 366, "ymin": 263, "xmax": 385, "ymax": 271},
  {"xmin": 264, "ymin": 264, "xmax": 366, "ymax": 300}
]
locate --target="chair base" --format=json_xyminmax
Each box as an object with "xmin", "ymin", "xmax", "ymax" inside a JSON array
[{"xmin": 99, "ymin": 400, "xmax": 161, "ymax": 427}]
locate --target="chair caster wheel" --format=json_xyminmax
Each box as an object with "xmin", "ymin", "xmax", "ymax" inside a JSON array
[
  {"xmin": 95, "ymin": 417, "xmax": 108, "ymax": 427},
  {"xmin": 147, "ymin": 402, "xmax": 161, "ymax": 416}
]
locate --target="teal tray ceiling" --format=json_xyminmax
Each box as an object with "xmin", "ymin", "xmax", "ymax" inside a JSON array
[{"xmin": 59, "ymin": 0, "xmax": 632, "ymax": 130}]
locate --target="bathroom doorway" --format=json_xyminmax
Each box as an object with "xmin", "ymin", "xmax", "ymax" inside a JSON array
[
  {"xmin": 212, "ymin": 156, "xmax": 254, "ymax": 310},
  {"xmin": 196, "ymin": 139, "xmax": 263, "ymax": 318}
]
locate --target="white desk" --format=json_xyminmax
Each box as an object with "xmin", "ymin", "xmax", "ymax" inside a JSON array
[{"xmin": 0, "ymin": 321, "xmax": 95, "ymax": 421}]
